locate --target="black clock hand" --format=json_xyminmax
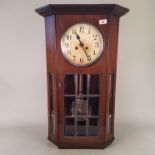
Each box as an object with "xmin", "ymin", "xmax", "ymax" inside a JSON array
[
  {"xmin": 81, "ymin": 45, "xmax": 89, "ymax": 58},
  {"xmin": 75, "ymin": 32, "xmax": 89, "ymax": 58},
  {"xmin": 75, "ymin": 32, "xmax": 84, "ymax": 47}
]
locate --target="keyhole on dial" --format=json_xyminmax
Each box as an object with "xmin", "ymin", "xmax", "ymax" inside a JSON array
[
  {"xmin": 75, "ymin": 46, "xmax": 78, "ymax": 50},
  {"xmin": 85, "ymin": 46, "xmax": 88, "ymax": 50}
]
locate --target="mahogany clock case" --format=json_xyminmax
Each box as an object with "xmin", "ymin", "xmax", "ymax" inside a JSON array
[{"xmin": 35, "ymin": 4, "xmax": 129, "ymax": 149}]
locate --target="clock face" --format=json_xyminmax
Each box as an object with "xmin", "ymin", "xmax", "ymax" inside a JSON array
[{"xmin": 60, "ymin": 23, "xmax": 104, "ymax": 66}]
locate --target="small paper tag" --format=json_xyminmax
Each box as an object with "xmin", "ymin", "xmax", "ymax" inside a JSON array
[{"xmin": 99, "ymin": 19, "xmax": 107, "ymax": 25}]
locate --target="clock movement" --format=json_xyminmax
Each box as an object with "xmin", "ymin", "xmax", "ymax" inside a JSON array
[{"xmin": 35, "ymin": 4, "xmax": 129, "ymax": 149}]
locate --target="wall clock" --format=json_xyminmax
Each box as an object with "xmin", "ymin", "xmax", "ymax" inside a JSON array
[{"xmin": 35, "ymin": 4, "xmax": 129, "ymax": 149}]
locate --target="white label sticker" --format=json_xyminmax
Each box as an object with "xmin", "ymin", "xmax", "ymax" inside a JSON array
[{"xmin": 99, "ymin": 19, "xmax": 107, "ymax": 25}]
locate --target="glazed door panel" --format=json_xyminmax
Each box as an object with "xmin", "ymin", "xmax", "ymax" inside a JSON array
[{"xmin": 64, "ymin": 73, "xmax": 100, "ymax": 137}]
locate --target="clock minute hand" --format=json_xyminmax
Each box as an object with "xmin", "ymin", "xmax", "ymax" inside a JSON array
[
  {"xmin": 75, "ymin": 32, "xmax": 84, "ymax": 47},
  {"xmin": 75, "ymin": 32, "xmax": 89, "ymax": 58},
  {"xmin": 81, "ymin": 46, "xmax": 89, "ymax": 58}
]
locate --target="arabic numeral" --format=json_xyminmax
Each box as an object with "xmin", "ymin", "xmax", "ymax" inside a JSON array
[
  {"xmin": 87, "ymin": 56, "xmax": 91, "ymax": 61},
  {"xmin": 72, "ymin": 55, "xmax": 76, "ymax": 61},
  {"xmin": 88, "ymin": 28, "xmax": 90, "ymax": 34},
  {"xmin": 65, "ymin": 42, "xmax": 69, "ymax": 48},
  {"xmin": 93, "ymin": 34, "xmax": 98, "ymax": 40},
  {"xmin": 72, "ymin": 29, "xmax": 76, "ymax": 34},
  {"xmin": 67, "ymin": 50, "xmax": 71, "ymax": 55},
  {"xmin": 80, "ymin": 58, "xmax": 84, "ymax": 63},
  {"xmin": 95, "ymin": 42, "xmax": 99, "ymax": 48},
  {"xmin": 80, "ymin": 26, "xmax": 84, "ymax": 33},
  {"xmin": 66, "ymin": 34, "xmax": 72, "ymax": 40}
]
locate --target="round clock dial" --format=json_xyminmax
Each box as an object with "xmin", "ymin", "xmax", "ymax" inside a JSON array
[{"xmin": 60, "ymin": 23, "xmax": 104, "ymax": 66}]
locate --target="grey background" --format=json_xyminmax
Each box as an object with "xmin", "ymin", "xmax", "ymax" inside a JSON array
[{"xmin": 0, "ymin": 0, "xmax": 155, "ymax": 154}]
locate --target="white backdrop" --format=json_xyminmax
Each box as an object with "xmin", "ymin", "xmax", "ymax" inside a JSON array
[{"xmin": 0, "ymin": 0, "xmax": 155, "ymax": 155}]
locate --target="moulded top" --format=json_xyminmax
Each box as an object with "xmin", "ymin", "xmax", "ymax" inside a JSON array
[{"xmin": 35, "ymin": 4, "xmax": 129, "ymax": 17}]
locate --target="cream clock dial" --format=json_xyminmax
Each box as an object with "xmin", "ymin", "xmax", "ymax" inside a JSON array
[{"xmin": 60, "ymin": 23, "xmax": 104, "ymax": 66}]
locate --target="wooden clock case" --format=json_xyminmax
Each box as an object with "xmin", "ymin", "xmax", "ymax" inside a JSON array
[{"xmin": 35, "ymin": 4, "xmax": 129, "ymax": 149}]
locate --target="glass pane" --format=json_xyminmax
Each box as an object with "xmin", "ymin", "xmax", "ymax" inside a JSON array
[
  {"xmin": 77, "ymin": 119, "xmax": 86, "ymax": 136},
  {"xmin": 81, "ymin": 74, "xmax": 88, "ymax": 94},
  {"xmin": 109, "ymin": 97, "xmax": 113, "ymax": 114},
  {"xmin": 65, "ymin": 118, "xmax": 75, "ymax": 136},
  {"xmin": 50, "ymin": 94, "xmax": 53, "ymax": 112},
  {"xmin": 109, "ymin": 74, "xmax": 114, "ymax": 95},
  {"xmin": 88, "ymin": 118, "xmax": 98, "ymax": 136},
  {"xmin": 49, "ymin": 74, "xmax": 53, "ymax": 112},
  {"xmin": 64, "ymin": 74, "xmax": 75, "ymax": 94},
  {"xmin": 107, "ymin": 114, "xmax": 112, "ymax": 134},
  {"xmin": 89, "ymin": 74, "xmax": 100, "ymax": 94},
  {"xmin": 108, "ymin": 74, "xmax": 114, "ymax": 114},
  {"xmin": 107, "ymin": 74, "xmax": 114, "ymax": 135},
  {"xmin": 49, "ymin": 73, "xmax": 55, "ymax": 135},
  {"xmin": 64, "ymin": 97, "xmax": 75, "ymax": 116},
  {"xmin": 51, "ymin": 115, "xmax": 55, "ymax": 134},
  {"xmin": 49, "ymin": 74, "xmax": 53, "ymax": 93},
  {"xmin": 89, "ymin": 97, "xmax": 99, "ymax": 115}
]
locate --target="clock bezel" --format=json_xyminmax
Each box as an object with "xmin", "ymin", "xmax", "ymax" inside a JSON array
[{"xmin": 60, "ymin": 22, "xmax": 104, "ymax": 67}]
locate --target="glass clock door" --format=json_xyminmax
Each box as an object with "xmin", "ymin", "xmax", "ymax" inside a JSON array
[{"xmin": 64, "ymin": 74, "xmax": 100, "ymax": 136}]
